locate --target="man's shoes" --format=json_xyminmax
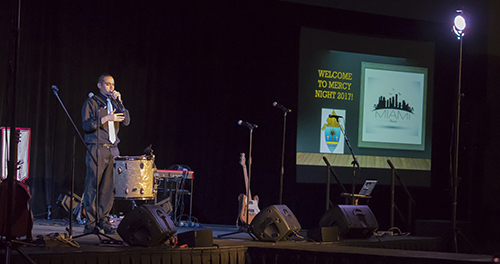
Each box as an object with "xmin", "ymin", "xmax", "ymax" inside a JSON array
[
  {"xmin": 83, "ymin": 224, "xmax": 95, "ymax": 234},
  {"xmin": 99, "ymin": 221, "xmax": 116, "ymax": 235}
]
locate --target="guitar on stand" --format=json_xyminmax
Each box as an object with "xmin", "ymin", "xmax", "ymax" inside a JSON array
[
  {"xmin": 238, "ymin": 153, "xmax": 260, "ymax": 225},
  {"xmin": 0, "ymin": 129, "xmax": 35, "ymax": 264}
]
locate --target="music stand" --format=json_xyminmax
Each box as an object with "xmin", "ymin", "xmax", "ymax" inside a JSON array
[{"xmin": 218, "ymin": 123, "xmax": 257, "ymax": 240}]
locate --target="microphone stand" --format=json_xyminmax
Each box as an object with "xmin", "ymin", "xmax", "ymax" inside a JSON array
[
  {"xmin": 279, "ymin": 110, "xmax": 288, "ymax": 205},
  {"xmin": 336, "ymin": 117, "xmax": 361, "ymax": 205},
  {"xmin": 51, "ymin": 87, "xmax": 94, "ymax": 242},
  {"xmin": 218, "ymin": 124, "xmax": 257, "ymax": 240},
  {"xmin": 68, "ymin": 134, "xmax": 76, "ymax": 238},
  {"xmin": 52, "ymin": 87, "xmax": 120, "ymax": 244}
]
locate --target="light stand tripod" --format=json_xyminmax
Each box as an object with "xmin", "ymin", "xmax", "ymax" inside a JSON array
[
  {"xmin": 218, "ymin": 121, "xmax": 258, "ymax": 239},
  {"xmin": 1, "ymin": 0, "xmax": 36, "ymax": 262},
  {"xmin": 451, "ymin": 17, "xmax": 464, "ymax": 254},
  {"xmin": 448, "ymin": 12, "xmax": 477, "ymax": 254},
  {"xmin": 52, "ymin": 87, "xmax": 121, "ymax": 244}
]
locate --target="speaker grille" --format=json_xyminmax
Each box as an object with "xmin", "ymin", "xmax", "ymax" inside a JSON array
[
  {"xmin": 250, "ymin": 205, "xmax": 301, "ymax": 242},
  {"xmin": 319, "ymin": 205, "xmax": 378, "ymax": 239},
  {"xmin": 117, "ymin": 204, "xmax": 177, "ymax": 246}
]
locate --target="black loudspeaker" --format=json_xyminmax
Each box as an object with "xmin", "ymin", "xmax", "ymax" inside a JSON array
[
  {"xmin": 177, "ymin": 229, "xmax": 214, "ymax": 247},
  {"xmin": 250, "ymin": 205, "xmax": 301, "ymax": 242},
  {"xmin": 319, "ymin": 205, "xmax": 378, "ymax": 239},
  {"xmin": 117, "ymin": 204, "xmax": 177, "ymax": 246}
]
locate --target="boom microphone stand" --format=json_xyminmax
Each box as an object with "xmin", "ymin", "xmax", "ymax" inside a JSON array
[
  {"xmin": 52, "ymin": 87, "xmax": 120, "ymax": 244},
  {"xmin": 51, "ymin": 86, "xmax": 89, "ymax": 244}
]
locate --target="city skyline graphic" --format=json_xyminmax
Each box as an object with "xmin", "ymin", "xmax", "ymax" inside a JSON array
[{"xmin": 373, "ymin": 91, "xmax": 414, "ymax": 113}]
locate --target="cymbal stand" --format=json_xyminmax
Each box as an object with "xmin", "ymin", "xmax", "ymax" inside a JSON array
[{"xmin": 218, "ymin": 124, "xmax": 257, "ymax": 239}]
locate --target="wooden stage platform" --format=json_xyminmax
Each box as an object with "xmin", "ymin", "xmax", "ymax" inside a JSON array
[{"xmin": 3, "ymin": 219, "xmax": 494, "ymax": 264}]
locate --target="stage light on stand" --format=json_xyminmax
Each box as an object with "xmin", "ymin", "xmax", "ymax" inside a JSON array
[
  {"xmin": 450, "ymin": 8, "xmax": 474, "ymax": 253},
  {"xmin": 453, "ymin": 10, "xmax": 466, "ymax": 39}
]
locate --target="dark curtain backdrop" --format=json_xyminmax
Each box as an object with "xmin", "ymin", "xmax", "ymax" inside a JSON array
[
  {"xmin": 1, "ymin": 0, "xmax": 303, "ymax": 225},
  {"xmin": 1, "ymin": 0, "xmax": 489, "ymax": 239}
]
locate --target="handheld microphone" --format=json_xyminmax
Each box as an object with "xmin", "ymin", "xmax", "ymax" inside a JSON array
[
  {"xmin": 329, "ymin": 114, "xmax": 343, "ymax": 119},
  {"xmin": 88, "ymin": 92, "xmax": 106, "ymax": 108},
  {"xmin": 238, "ymin": 120, "xmax": 258, "ymax": 129},
  {"xmin": 273, "ymin": 102, "xmax": 291, "ymax": 112},
  {"xmin": 111, "ymin": 96, "xmax": 125, "ymax": 112}
]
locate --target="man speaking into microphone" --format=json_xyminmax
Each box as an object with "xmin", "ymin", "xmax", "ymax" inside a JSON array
[{"xmin": 81, "ymin": 73, "xmax": 130, "ymax": 234}]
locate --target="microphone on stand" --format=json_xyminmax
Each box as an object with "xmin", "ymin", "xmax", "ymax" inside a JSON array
[
  {"xmin": 273, "ymin": 102, "xmax": 291, "ymax": 112},
  {"xmin": 238, "ymin": 120, "xmax": 258, "ymax": 129},
  {"xmin": 88, "ymin": 92, "xmax": 106, "ymax": 108},
  {"xmin": 51, "ymin": 85, "xmax": 59, "ymax": 92}
]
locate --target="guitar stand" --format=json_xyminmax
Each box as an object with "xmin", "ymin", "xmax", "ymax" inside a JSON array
[
  {"xmin": 217, "ymin": 224, "xmax": 256, "ymax": 240},
  {"xmin": 218, "ymin": 125, "xmax": 257, "ymax": 240}
]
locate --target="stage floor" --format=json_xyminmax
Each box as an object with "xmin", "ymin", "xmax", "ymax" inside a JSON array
[{"xmin": 3, "ymin": 219, "xmax": 494, "ymax": 264}]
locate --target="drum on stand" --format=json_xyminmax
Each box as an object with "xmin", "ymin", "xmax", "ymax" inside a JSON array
[{"xmin": 114, "ymin": 156, "xmax": 156, "ymax": 200}]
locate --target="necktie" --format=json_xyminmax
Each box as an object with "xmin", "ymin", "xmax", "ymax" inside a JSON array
[{"xmin": 107, "ymin": 98, "xmax": 116, "ymax": 144}]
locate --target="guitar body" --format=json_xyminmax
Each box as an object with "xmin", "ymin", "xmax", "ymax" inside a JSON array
[
  {"xmin": 0, "ymin": 180, "xmax": 33, "ymax": 239},
  {"xmin": 238, "ymin": 153, "xmax": 260, "ymax": 225},
  {"xmin": 0, "ymin": 129, "xmax": 33, "ymax": 239},
  {"xmin": 238, "ymin": 193, "xmax": 260, "ymax": 224}
]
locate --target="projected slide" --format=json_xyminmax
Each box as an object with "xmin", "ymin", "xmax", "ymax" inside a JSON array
[
  {"xmin": 359, "ymin": 62, "xmax": 427, "ymax": 150},
  {"xmin": 296, "ymin": 27, "xmax": 434, "ymax": 186}
]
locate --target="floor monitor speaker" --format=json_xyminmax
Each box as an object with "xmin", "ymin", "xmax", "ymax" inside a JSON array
[
  {"xmin": 117, "ymin": 204, "xmax": 177, "ymax": 246},
  {"xmin": 319, "ymin": 205, "xmax": 378, "ymax": 239},
  {"xmin": 250, "ymin": 205, "xmax": 301, "ymax": 242}
]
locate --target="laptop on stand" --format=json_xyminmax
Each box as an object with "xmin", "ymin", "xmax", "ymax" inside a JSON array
[{"xmin": 341, "ymin": 179, "xmax": 378, "ymax": 205}]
